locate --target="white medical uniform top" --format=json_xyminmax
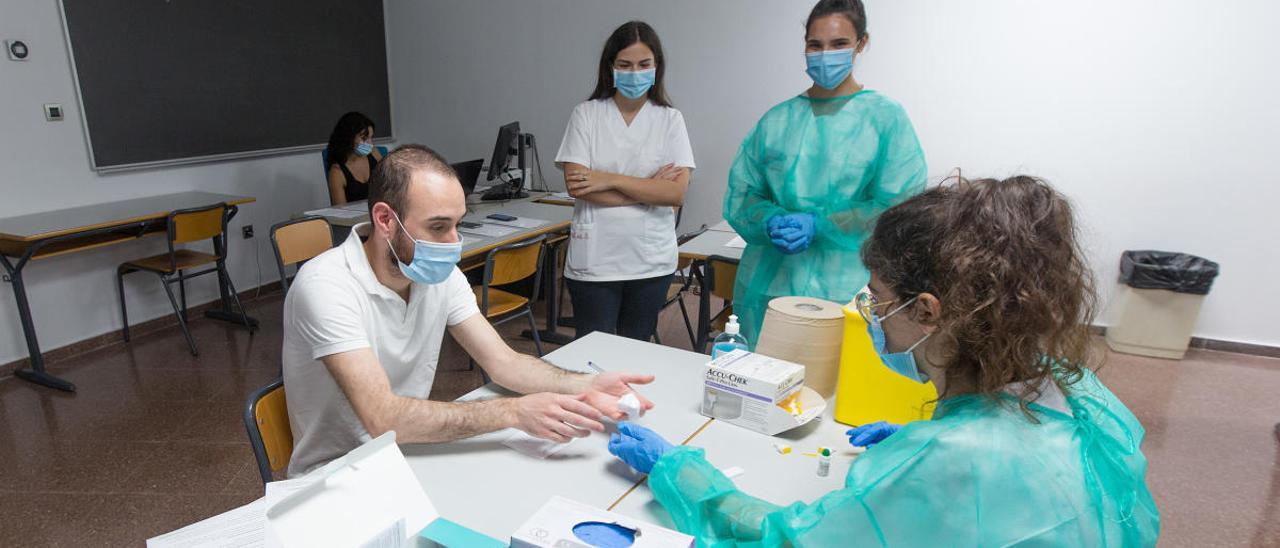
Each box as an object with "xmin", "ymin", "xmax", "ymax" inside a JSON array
[
  {"xmin": 555, "ymin": 98, "xmax": 696, "ymax": 282},
  {"xmin": 281, "ymin": 223, "xmax": 480, "ymax": 477}
]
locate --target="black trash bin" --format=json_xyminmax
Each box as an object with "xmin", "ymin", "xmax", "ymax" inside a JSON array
[{"xmin": 1105, "ymin": 251, "xmax": 1219, "ymax": 359}]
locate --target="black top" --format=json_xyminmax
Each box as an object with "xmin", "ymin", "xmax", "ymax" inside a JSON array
[{"xmin": 335, "ymin": 155, "xmax": 377, "ymax": 202}]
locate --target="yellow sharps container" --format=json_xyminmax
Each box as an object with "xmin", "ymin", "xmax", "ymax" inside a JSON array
[{"xmin": 834, "ymin": 299, "xmax": 937, "ymax": 426}]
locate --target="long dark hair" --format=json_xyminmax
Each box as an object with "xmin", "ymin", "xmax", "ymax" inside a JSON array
[
  {"xmin": 862, "ymin": 176, "xmax": 1098, "ymax": 414},
  {"xmin": 326, "ymin": 111, "xmax": 375, "ymax": 168},
  {"xmin": 805, "ymin": 0, "xmax": 868, "ymax": 39},
  {"xmin": 588, "ymin": 21, "xmax": 672, "ymax": 107}
]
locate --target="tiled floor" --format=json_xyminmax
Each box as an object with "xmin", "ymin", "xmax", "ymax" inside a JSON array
[{"xmin": 1, "ymin": 290, "xmax": 1277, "ymax": 547}]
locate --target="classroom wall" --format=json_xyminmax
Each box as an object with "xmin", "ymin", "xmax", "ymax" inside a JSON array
[
  {"xmin": 0, "ymin": 0, "xmax": 335, "ymax": 365},
  {"xmin": 386, "ymin": 0, "xmax": 1279, "ymax": 347},
  {"xmin": 1, "ymin": 0, "xmax": 1274, "ymax": 367}
]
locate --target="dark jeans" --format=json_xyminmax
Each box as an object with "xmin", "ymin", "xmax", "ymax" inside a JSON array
[{"xmin": 567, "ymin": 273, "xmax": 673, "ymax": 341}]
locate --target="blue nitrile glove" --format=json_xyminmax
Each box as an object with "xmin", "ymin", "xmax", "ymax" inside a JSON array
[
  {"xmin": 767, "ymin": 214, "xmax": 790, "ymax": 238},
  {"xmin": 846, "ymin": 421, "xmax": 902, "ymax": 448},
  {"xmin": 771, "ymin": 213, "xmax": 815, "ymax": 254},
  {"xmin": 608, "ymin": 421, "xmax": 675, "ymax": 474}
]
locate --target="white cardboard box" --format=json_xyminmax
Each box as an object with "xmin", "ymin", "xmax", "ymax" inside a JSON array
[
  {"xmin": 701, "ymin": 349, "xmax": 823, "ymax": 435},
  {"xmin": 510, "ymin": 496, "xmax": 693, "ymax": 548}
]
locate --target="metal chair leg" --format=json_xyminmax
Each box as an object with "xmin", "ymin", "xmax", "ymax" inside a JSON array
[
  {"xmin": 178, "ymin": 270, "xmax": 188, "ymax": 321},
  {"xmin": 525, "ymin": 309, "xmax": 544, "ymax": 357},
  {"xmin": 677, "ymin": 297, "xmax": 696, "ymax": 349},
  {"xmin": 221, "ymin": 263, "xmax": 255, "ymax": 334},
  {"xmin": 160, "ymin": 277, "xmax": 198, "ymax": 355},
  {"xmin": 116, "ymin": 267, "xmax": 131, "ymax": 342}
]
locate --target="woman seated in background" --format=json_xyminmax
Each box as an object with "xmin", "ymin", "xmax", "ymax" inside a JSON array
[
  {"xmin": 608, "ymin": 176, "xmax": 1160, "ymax": 546},
  {"xmin": 325, "ymin": 111, "xmax": 383, "ymax": 205}
]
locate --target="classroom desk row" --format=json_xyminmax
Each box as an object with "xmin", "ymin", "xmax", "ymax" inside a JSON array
[
  {"xmin": 306, "ymin": 192, "xmax": 578, "ymax": 344},
  {"xmin": 396, "ymin": 332, "xmax": 852, "ymax": 540},
  {"xmin": 0, "ymin": 191, "xmax": 257, "ymax": 392}
]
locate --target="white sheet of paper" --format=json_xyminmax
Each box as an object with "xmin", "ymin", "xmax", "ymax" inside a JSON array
[
  {"xmin": 482, "ymin": 216, "xmax": 546, "ymax": 229},
  {"xmin": 265, "ymin": 432, "xmax": 437, "ymax": 548},
  {"xmin": 264, "ymin": 478, "xmax": 314, "ymax": 504},
  {"xmin": 501, "ymin": 428, "xmax": 575, "ymax": 459},
  {"xmin": 458, "ymin": 223, "xmax": 519, "ymax": 238},
  {"xmin": 338, "ymin": 200, "xmax": 368, "ymax": 211},
  {"xmin": 304, "ymin": 207, "xmax": 368, "ymax": 219},
  {"xmin": 726, "ymin": 236, "xmax": 747, "ymax": 249},
  {"xmin": 146, "ymin": 498, "xmax": 269, "ymax": 548}
]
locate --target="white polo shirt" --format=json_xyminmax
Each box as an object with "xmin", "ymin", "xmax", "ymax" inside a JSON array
[
  {"xmin": 281, "ymin": 223, "xmax": 479, "ymax": 477},
  {"xmin": 555, "ymin": 99, "xmax": 696, "ymax": 282}
]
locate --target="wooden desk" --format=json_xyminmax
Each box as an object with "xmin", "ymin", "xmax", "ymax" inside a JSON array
[{"xmin": 0, "ymin": 191, "xmax": 256, "ymax": 391}]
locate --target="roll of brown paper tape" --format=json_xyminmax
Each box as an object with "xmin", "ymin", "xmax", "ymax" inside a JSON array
[{"xmin": 755, "ymin": 296, "xmax": 845, "ymax": 398}]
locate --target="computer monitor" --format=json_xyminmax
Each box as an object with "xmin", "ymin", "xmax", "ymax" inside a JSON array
[
  {"xmin": 450, "ymin": 158, "xmax": 484, "ymax": 196},
  {"xmin": 482, "ymin": 121, "xmax": 529, "ymax": 201},
  {"xmin": 487, "ymin": 121, "xmax": 521, "ymax": 181}
]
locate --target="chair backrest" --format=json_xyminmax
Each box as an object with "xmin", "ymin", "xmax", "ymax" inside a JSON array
[
  {"xmin": 707, "ymin": 255, "xmax": 739, "ymax": 303},
  {"xmin": 170, "ymin": 203, "xmax": 228, "ymax": 245},
  {"xmin": 485, "ymin": 235, "xmax": 545, "ymax": 287},
  {"xmin": 271, "ymin": 216, "xmax": 334, "ymax": 292},
  {"xmin": 244, "ymin": 377, "xmax": 293, "ymax": 484}
]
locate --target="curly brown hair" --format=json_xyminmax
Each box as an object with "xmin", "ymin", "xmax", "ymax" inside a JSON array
[{"xmin": 861, "ymin": 175, "xmax": 1098, "ymax": 415}]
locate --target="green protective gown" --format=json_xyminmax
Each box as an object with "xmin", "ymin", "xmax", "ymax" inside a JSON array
[
  {"xmin": 648, "ymin": 369, "xmax": 1160, "ymax": 547},
  {"xmin": 723, "ymin": 90, "xmax": 927, "ymax": 345}
]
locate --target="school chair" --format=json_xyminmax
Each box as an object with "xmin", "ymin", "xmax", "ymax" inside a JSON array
[
  {"xmin": 244, "ymin": 377, "xmax": 292, "ymax": 484},
  {"xmin": 116, "ymin": 202, "xmax": 253, "ymax": 356},
  {"xmin": 473, "ymin": 235, "xmax": 548, "ymax": 360},
  {"xmin": 270, "ymin": 216, "xmax": 334, "ymax": 294}
]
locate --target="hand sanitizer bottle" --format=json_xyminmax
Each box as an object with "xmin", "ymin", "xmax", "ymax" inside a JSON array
[{"xmin": 711, "ymin": 315, "xmax": 749, "ymax": 357}]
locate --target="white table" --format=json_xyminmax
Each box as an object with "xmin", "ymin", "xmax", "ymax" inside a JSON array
[
  {"xmin": 611, "ymin": 405, "xmax": 857, "ymax": 530},
  {"xmin": 401, "ymin": 332, "xmax": 714, "ymax": 540},
  {"xmin": 707, "ymin": 220, "xmax": 734, "ymax": 233},
  {"xmin": 677, "ymin": 228, "xmax": 743, "ymax": 262},
  {"xmin": 457, "ymin": 200, "xmax": 573, "ymax": 258}
]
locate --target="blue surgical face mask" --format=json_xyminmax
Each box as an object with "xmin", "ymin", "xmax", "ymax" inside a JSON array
[
  {"xmin": 805, "ymin": 48, "xmax": 855, "ymax": 90},
  {"xmin": 865, "ymin": 296, "xmax": 933, "ymax": 383},
  {"xmin": 355, "ymin": 142, "xmax": 374, "ymax": 156},
  {"xmin": 613, "ymin": 68, "xmax": 656, "ymax": 99},
  {"xmin": 386, "ymin": 210, "xmax": 462, "ymax": 285}
]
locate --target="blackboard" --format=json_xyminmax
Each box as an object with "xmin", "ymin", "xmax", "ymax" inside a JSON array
[{"xmin": 60, "ymin": 0, "xmax": 392, "ymax": 172}]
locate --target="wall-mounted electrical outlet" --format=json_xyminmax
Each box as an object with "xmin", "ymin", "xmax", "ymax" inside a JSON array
[{"xmin": 242, "ymin": 225, "xmax": 254, "ymax": 239}]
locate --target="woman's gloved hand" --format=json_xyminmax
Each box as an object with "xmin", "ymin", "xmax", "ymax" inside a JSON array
[
  {"xmin": 846, "ymin": 421, "xmax": 902, "ymax": 448},
  {"xmin": 608, "ymin": 422, "xmax": 675, "ymax": 474},
  {"xmin": 768, "ymin": 213, "xmax": 816, "ymax": 255}
]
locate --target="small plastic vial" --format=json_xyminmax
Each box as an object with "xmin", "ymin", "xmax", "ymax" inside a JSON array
[
  {"xmin": 711, "ymin": 315, "xmax": 749, "ymax": 358},
  {"xmin": 817, "ymin": 448, "xmax": 831, "ymax": 477}
]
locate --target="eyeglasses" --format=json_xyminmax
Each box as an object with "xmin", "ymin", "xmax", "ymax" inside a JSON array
[
  {"xmin": 853, "ymin": 290, "xmax": 897, "ymax": 323},
  {"xmin": 855, "ymin": 290, "xmax": 920, "ymax": 323}
]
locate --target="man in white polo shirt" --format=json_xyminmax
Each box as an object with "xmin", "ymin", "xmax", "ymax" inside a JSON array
[{"xmin": 282, "ymin": 144, "xmax": 654, "ymax": 477}]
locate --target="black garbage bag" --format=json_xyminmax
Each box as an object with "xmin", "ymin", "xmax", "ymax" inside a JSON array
[{"xmin": 1119, "ymin": 250, "xmax": 1219, "ymax": 295}]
